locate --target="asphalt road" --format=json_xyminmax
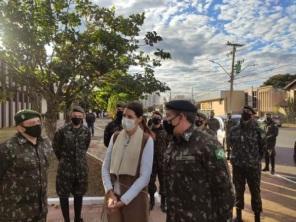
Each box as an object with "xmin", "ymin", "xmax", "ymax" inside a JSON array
[{"xmin": 272, "ymin": 127, "xmax": 296, "ymax": 181}]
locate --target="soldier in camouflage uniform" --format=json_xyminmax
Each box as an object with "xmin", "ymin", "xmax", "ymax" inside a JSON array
[
  {"xmin": 53, "ymin": 106, "xmax": 91, "ymax": 222},
  {"xmin": 262, "ymin": 113, "xmax": 279, "ymax": 175},
  {"xmin": 229, "ymin": 106, "xmax": 264, "ymax": 222},
  {"xmin": 0, "ymin": 109, "xmax": 52, "ymax": 222},
  {"xmin": 148, "ymin": 111, "xmax": 168, "ymax": 212},
  {"xmin": 225, "ymin": 113, "xmax": 237, "ymax": 160},
  {"xmin": 195, "ymin": 112, "xmax": 216, "ymax": 136},
  {"xmin": 163, "ymin": 100, "xmax": 234, "ymax": 222},
  {"xmin": 207, "ymin": 110, "xmax": 220, "ymax": 135}
]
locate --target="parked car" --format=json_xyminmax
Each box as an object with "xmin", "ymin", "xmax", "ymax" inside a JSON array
[
  {"xmin": 215, "ymin": 115, "xmax": 241, "ymax": 147},
  {"xmin": 258, "ymin": 114, "xmax": 282, "ymax": 127}
]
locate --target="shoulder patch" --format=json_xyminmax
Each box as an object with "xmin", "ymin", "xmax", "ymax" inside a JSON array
[{"xmin": 215, "ymin": 148, "xmax": 225, "ymax": 160}]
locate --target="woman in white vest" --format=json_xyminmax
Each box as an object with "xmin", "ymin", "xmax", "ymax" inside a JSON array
[{"xmin": 102, "ymin": 102, "xmax": 154, "ymax": 222}]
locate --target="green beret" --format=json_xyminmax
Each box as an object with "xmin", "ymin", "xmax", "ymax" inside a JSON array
[
  {"xmin": 72, "ymin": 106, "xmax": 85, "ymax": 113},
  {"xmin": 14, "ymin": 109, "xmax": 41, "ymax": 125},
  {"xmin": 243, "ymin": 105, "xmax": 256, "ymax": 114},
  {"xmin": 165, "ymin": 100, "xmax": 197, "ymax": 113}
]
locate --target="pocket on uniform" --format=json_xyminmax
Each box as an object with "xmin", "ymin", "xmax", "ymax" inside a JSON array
[{"xmin": 15, "ymin": 154, "xmax": 38, "ymax": 170}]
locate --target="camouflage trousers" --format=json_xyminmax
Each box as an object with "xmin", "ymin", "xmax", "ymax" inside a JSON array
[
  {"xmin": 232, "ymin": 165, "xmax": 262, "ymax": 213},
  {"xmin": 264, "ymin": 145, "xmax": 276, "ymax": 170}
]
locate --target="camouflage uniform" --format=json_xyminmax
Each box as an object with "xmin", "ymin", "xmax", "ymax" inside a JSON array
[
  {"xmin": 263, "ymin": 120, "xmax": 278, "ymax": 171},
  {"xmin": 200, "ymin": 125, "xmax": 216, "ymax": 137},
  {"xmin": 225, "ymin": 118, "xmax": 237, "ymax": 159},
  {"xmin": 53, "ymin": 123, "xmax": 91, "ymax": 197},
  {"xmin": 164, "ymin": 126, "xmax": 234, "ymax": 222},
  {"xmin": 0, "ymin": 133, "xmax": 51, "ymax": 222},
  {"xmin": 229, "ymin": 120, "xmax": 263, "ymax": 213},
  {"xmin": 207, "ymin": 117, "xmax": 220, "ymax": 135},
  {"xmin": 148, "ymin": 125, "xmax": 168, "ymax": 208}
]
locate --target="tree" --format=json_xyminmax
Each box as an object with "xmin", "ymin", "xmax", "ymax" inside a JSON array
[
  {"xmin": 262, "ymin": 74, "xmax": 296, "ymax": 88},
  {"xmin": 0, "ymin": 0, "xmax": 170, "ymax": 139}
]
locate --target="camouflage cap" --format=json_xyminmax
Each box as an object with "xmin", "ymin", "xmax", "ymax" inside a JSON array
[
  {"xmin": 196, "ymin": 112, "xmax": 207, "ymax": 120},
  {"xmin": 14, "ymin": 109, "xmax": 41, "ymax": 125},
  {"xmin": 72, "ymin": 106, "xmax": 85, "ymax": 113},
  {"xmin": 165, "ymin": 100, "xmax": 197, "ymax": 113}
]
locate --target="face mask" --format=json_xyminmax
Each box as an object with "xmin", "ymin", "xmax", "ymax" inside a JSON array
[
  {"xmin": 195, "ymin": 120, "xmax": 203, "ymax": 127},
  {"xmin": 163, "ymin": 120, "xmax": 174, "ymax": 134},
  {"xmin": 24, "ymin": 125, "xmax": 42, "ymax": 138},
  {"xmin": 71, "ymin": 117, "xmax": 82, "ymax": 126},
  {"xmin": 266, "ymin": 117, "xmax": 272, "ymax": 122},
  {"xmin": 122, "ymin": 117, "xmax": 136, "ymax": 131},
  {"xmin": 241, "ymin": 112, "xmax": 252, "ymax": 121},
  {"xmin": 152, "ymin": 118, "xmax": 161, "ymax": 125}
]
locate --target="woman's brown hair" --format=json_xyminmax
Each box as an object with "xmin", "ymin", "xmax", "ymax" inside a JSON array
[{"xmin": 126, "ymin": 102, "xmax": 154, "ymax": 138}]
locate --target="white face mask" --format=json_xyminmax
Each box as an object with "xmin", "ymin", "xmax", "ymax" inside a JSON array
[{"xmin": 122, "ymin": 117, "xmax": 136, "ymax": 131}]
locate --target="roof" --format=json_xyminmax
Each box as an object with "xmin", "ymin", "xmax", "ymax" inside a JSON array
[{"xmin": 284, "ymin": 79, "xmax": 296, "ymax": 90}]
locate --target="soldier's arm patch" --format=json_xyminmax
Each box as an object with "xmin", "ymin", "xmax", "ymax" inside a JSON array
[{"xmin": 215, "ymin": 148, "xmax": 225, "ymax": 160}]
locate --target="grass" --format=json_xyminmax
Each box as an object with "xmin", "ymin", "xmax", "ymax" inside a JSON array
[
  {"xmin": 0, "ymin": 127, "xmax": 16, "ymax": 143},
  {"xmin": 47, "ymin": 155, "xmax": 105, "ymax": 197}
]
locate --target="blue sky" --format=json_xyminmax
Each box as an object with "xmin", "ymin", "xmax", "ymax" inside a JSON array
[{"xmin": 95, "ymin": 0, "xmax": 296, "ymax": 99}]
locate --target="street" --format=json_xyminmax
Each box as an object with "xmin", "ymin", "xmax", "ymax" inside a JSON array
[{"xmin": 273, "ymin": 127, "xmax": 296, "ymax": 182}]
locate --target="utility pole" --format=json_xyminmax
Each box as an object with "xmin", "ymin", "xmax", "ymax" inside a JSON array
[{"xmin": 226, "ymin": 41, "xmax": 244, "ymax": 113}]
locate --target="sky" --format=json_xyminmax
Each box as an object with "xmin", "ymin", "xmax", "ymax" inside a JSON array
[{"xmin": 94, "ymin": 0, "xmax": 296, "ymax": 100}]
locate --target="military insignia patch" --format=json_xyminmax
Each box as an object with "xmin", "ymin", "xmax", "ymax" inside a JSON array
[{"xmin": 215, "ymin": 149, "xmax": 225, "ymax": 160}]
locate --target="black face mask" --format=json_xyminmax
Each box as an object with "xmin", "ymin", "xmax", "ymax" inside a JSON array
[
  {"xmin": 195, "ymin": 120, "xmax": 203, "ymax": 127},
  {"xmin": 71, "ymin": 117, "xmax": 82, "ymax": 126},
  {"xmin": 163, "ymin": 120, "xmax": 174, "ymax": 134},
  {"xmin": 241, "ymin": 112, "xmax": 252, "ymax": 121},
  {"xmin": 266, "ymin": 117, "xmax": 272, "ymax": 123},
  {"xmin": 152, "ymin": 118, "xmax": 161, "ymax": 125},
  {"xmin": 24, "ymin": 125, "xmax": 42, "ymax": 138}
]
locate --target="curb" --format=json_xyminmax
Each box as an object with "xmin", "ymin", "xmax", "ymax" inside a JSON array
[{"xmin": 48, "ymin": 197, "xmax": 105, "ymax": 205}]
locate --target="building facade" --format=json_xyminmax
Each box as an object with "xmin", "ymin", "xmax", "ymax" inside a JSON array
[
  {"xmin": 257, "ymin": 85, "xmax": 286, "ymax": 116},
  {"xmin": 197, "ymin": 90, "xmax": 245, "ymax": 116},
  {"xmin": 0, "ymin": 61, "xmax": 32, "ymax": 128}
]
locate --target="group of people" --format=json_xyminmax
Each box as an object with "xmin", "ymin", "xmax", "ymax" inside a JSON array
[
  {"xmin": 0, "ymin": 106, "xmax": 91, "ymax": 222},
  {"xmin": 0, "ymin": 99, "xmax": 278, "ymax": 222}
]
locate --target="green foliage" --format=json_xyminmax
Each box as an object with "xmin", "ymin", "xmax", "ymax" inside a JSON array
[
  {"xmin": 262, "ymin": 74, "xmax": 296, "ymax": 88},
  {"xmin": 0, "ymin": 0, "xmax": 170, "ymax": 137}
]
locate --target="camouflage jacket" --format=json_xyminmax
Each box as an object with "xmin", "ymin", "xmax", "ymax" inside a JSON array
[
  {"xmin": 225, "ymin": 119, "xmax": 237, "ymax": 136},
  {"xmin": 229, "ymin": 120, "xmax": 264, "ymax": 168},
  {"xmin": 207, "ymin": 117, "xmax": 220, "ymax": 133},
  {"xmin": 0, "ymin": 133, "xmax": 52, "ymax": 221},
  {"xmin": 164, "ymin": 126, "xmax": 234, "ymax": 222},
  {"xmin": 264, "ymin": 121, "xmax": 278, "ymax": 147},
  {"xmin": 52, "ymin": 123, "xmax": 91, "ymax": 190},
  {"xmin": 150, "ymin": 126, "xmax": 168, "ymax": 180},
  {"xmin": 199, "ymin": 125, "xmax": 216, "ymax": 137}
]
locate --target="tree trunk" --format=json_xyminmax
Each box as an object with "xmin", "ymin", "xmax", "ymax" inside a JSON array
[{"xmin": 44, "ymin": 99, "xmax": 60, "ymax": 140}]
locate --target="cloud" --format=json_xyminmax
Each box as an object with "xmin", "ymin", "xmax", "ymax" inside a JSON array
[{"xmin": 92, "ymin": 0, "xmax": 296, "ymax": 97}]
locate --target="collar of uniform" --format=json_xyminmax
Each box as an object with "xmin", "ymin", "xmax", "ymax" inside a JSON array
[
  {"xmin": 16, "ymin": 132, "xmax": 42, "ymax": 145},
  {"xmin": 16, "ymin": 133, "xmax": 27, "ymax": 144},
  {"xmin": 177, "ymin": 125, "xmax": 194, "ymax": 142}
]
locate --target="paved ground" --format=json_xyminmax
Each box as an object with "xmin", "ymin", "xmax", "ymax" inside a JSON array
[{"xmin": 47, "ymin": 119, "xmax": 296, "ymax": 222}]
